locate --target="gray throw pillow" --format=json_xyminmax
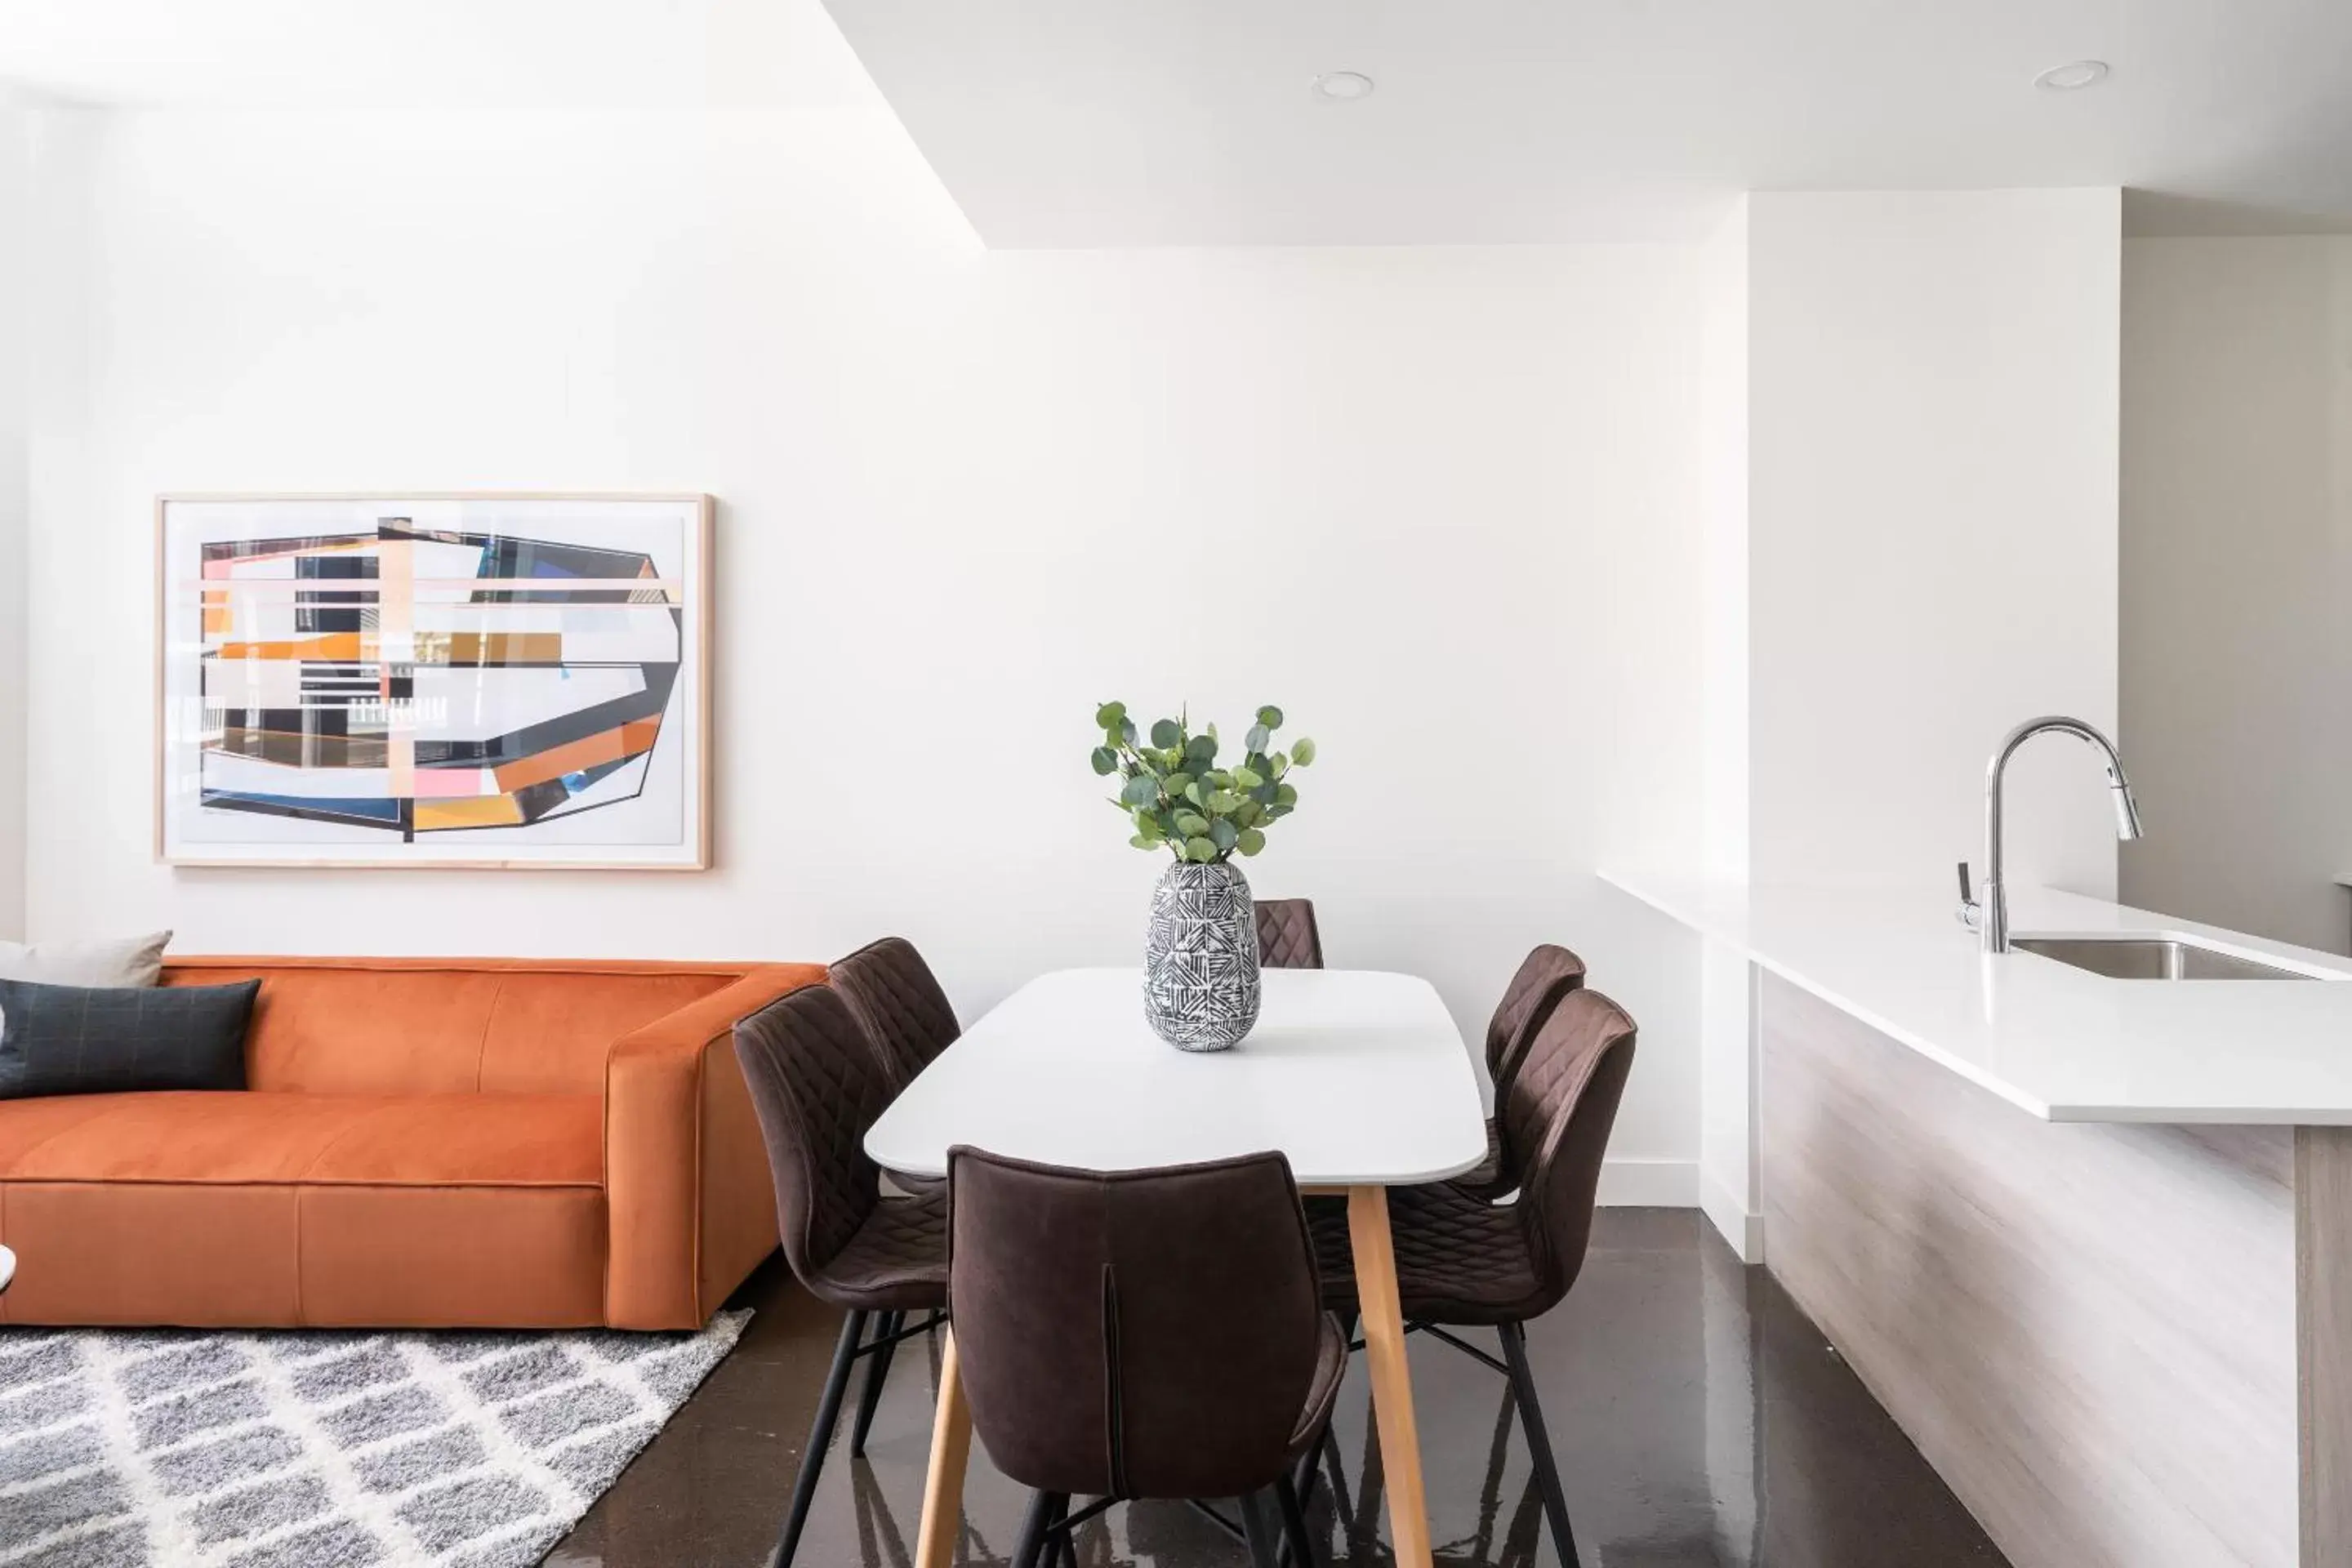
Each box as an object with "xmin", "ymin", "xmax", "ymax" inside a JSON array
[
  {"xmin": 0, "ymin": 978, "xmax": 258, "ymax": 1100},
  {"xmin": 0, "ymin": 931, "xmax": 173, "ymax": 988}
]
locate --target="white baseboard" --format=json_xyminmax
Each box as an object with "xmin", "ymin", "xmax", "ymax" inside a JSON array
[
  {"xmin": 1594, "ymin": 1157, "xmax": 1699, "ymax": 1208},
  {"xmin": 1699, "ymin": 1169, "xmax": 1766, "ymax": 1263}
]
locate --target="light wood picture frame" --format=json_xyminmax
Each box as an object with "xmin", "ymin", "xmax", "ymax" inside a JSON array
[{"xmin": 156, "ymin": 492, "xmax": 712, "ymax": 870}]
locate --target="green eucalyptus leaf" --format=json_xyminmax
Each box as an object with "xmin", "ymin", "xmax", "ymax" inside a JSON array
[{"xmin": 1095, "ymin": 702, "xmax": 1308, "ymax": 855}]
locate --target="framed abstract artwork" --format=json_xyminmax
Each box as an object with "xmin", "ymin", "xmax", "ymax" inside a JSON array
[{"xmin": 157, "ymin": 493, "xmax": 711, "ymax": 869}]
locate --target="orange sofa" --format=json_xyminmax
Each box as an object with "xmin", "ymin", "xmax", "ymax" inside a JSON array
[{"xmin": 0, "ymin": 956, "xmax": 822, "ymax": 1330}]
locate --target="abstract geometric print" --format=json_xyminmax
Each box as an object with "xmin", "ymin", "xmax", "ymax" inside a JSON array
[
  {"xmin": 197, "ymin": 523, "xmax": 676, "ymax": 840},
  {"xmin": 158, "ymin": 496, "xmax": 709, "ymax": 868}
]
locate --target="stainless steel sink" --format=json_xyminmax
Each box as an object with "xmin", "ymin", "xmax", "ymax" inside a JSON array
[{"xmin": 2011, "ymin": 935, "xmax": 2320, "ymax": 981}]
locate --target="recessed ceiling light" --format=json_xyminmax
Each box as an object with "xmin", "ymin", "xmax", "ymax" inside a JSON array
[
  {"xmin": 1312, "ymin": 71, "xmax": 1375, "ymax": 102},
  {"xmin": 2034, "ymin": 60, "xmax": 2110, "ymax": 91}
]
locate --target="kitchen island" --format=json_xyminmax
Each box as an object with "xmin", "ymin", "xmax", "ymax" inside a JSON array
[{"xmin": 1606, "ymin": 872, "xmax": 2352, "ymax": 1568}]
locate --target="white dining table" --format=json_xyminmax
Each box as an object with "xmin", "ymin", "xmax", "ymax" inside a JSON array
[{"xmin": 865, "ymin": 965, "xmax": 1488, "ymax": 1568}]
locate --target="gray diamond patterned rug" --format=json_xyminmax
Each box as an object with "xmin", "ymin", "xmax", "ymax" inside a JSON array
[{"xmin": 0, "ymin": 1312, "xmax": 749, "ymax": 1568}]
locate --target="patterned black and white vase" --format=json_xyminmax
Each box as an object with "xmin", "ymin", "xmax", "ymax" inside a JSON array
[{"xmin": 1143, "ymin": 858, "xmax": 1262, "ymax": 1052}]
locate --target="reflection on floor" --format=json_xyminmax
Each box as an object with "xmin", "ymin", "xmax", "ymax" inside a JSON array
[{"xmin": 547, "ymin": 1209, "xmax": 2007, "ymax": 1566}]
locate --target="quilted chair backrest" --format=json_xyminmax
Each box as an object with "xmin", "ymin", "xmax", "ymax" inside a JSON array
[
  {"xmin": 733, "ymin": 984, "xmax": 894, "ymax": 1289},
  {"xmin": 163, "ymin": 958, "xmax": 743, "ymax": 1095},
  {"xmin": 1254, "ymin": 899, "xmax": 1325, "ymax": 970},
  {"xmin": 1499, "ymin": 987, "xmax": 1637, "ymax": 1316},
  {"xmin": 827, "ymin": 937, "xmax": 960, "ymax": 1091},
  {"xmin": 947, "ymin": 1147, "xmax": 1325, "ymax": 1502},
  {"xmin": 1482, "ymin": 943, "xmax": 1588, "ymax": 1082}
]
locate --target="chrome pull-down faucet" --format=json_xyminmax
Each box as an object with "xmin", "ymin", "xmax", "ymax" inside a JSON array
[{"xmin": 1957, "ymin": 715, "xmax": 2145, "ymax": 954}]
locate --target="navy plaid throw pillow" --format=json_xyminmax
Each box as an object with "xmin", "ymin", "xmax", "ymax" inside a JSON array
[{"xmin": 0, "ymin": 978, "xmax": 259, "ymax": 1099}]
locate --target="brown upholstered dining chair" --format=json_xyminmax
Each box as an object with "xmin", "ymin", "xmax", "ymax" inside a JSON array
[
  {"xmin": 949, "ymin": 1147, "xmax": 1348, "ymax": 1568},
  {"xmin": 1453, "ymin": 943, "xmax": 1588, "ymax": 1199},
  {"xmin": 829, "ymin": 935, "xmax": 961, "ymax": 1092},
  {"xmin": 1254, "ymin": 898, "xmax": 1325, "ymax": 969},
  {"xmin": 735, "ymin": 984, "xmax": 949, "ymax": 1568},
  {"xmin": 1307, "ymin": 987, "xmax": 1637, "ymax": 1568},
  {"xmin": 826, "ymin": 934, "xmax": 960, "ymax": 1442}
]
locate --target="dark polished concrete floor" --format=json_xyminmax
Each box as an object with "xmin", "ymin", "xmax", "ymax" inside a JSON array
[{"xmin": 547, "ymin": 1209, "xmax": 2007, "ymax": 1567}]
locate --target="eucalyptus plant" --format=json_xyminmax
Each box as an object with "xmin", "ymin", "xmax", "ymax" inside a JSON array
[{"xmin": 1089, "ymin": 702, "xmax": 1315, "ymax": 863}]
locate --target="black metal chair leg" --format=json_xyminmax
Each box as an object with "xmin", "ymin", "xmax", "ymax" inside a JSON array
[
  {"xmin": 1498, "ymin": 1320, "xmax": 1584, "ymax": 1568},
  {"xmin": 777, "ymin": 1308, "xmax": 866, "ymax": 1568},
  {"xmin": 849, "ymin": 1309, "xmax": 902, "ymax": 1457},
  {"xmin": 1289, "ymin": 1439, "xmax": 1320, "ymax": 1515},
  {"xmin": 1238, "ymin": 1489, "xmax": 1285, "ymax": 1568},
  {"xmin": 1316, "ymin": 1425, "xmax": 1355, "ymax": 1539},
  {"xmin": 1011, "ymin": 1489, "xmax": 1063, "ymax": 1568},
  {"xmin": 1274, "ymin": 1474, "xmax": 1321, "ymax": 1568},
  {"xmin": 1049, "ymin": 1494, "xmax": 1078, "ymax": 1568}
]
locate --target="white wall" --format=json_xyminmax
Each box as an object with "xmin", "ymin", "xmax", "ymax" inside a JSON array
[
  {"xmin": 1694, "ymin": 199, "xmax": 1761, "ymax": 1257},
  {"xmin": 0, "ymin": 98, "xmax": 29, "ymax": 940},
  {"xmin": 1654, "ymin": 188, "xmax": 2126, "ymax": 1262},
  {"xmin": 22, "ymin": 108, "xmax": 1705, "ymax": 1184},
  {"xmin": 1748, "ymin": 189, "xmax": 2123, "ymax": 898},
  {"xmin": 2119, "ymin": 237, "xmax": 2352, "ymax": 954}
]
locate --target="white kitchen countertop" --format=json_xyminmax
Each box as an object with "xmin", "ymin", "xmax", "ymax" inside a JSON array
[{"xmin": 1602, "ymin": 869, "xmax": 2352, "ymax": 1125}]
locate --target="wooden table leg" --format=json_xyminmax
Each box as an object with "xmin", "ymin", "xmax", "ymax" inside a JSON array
[
  {"xmin": 914, "ymin": 1325, "xmax": 973, "ymax": 1568},
  {"xmin": 1349, "ymin": 1183, "xmax": 1435, "ymax": 1568}
]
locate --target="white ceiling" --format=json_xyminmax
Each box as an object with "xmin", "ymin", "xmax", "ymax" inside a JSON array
[
  {"xmin": 818, "ymin": 0, "xmax": 2352, "ymax": 244},
  {"xmin": 0, "ymin": 0, "xmax": 880, "ymax": 109},
  {"xmin": 4, "ymin": 1, "xmax": 2347, "ymax": 244}
]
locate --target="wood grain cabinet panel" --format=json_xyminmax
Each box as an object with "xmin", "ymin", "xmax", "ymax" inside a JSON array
[{"xmin": 1760, "ymin": 973, "xmax": 2297, "ymax": 1568}]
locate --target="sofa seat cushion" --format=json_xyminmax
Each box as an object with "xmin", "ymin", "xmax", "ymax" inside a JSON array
[
  {"xmin": 0, "ymin": 1092, "xmax": 602, "ymax": 1187},
  {"xmin": 0, "ymin": 1093, "xmax": 608, "ymax": 1328}
]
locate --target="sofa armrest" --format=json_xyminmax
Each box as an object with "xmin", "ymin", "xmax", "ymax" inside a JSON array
[{"xmin": 604, "ymin": 963, "xmax": 826, "ymax": 1330}]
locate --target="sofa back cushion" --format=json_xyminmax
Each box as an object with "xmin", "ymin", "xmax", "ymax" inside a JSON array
[{"xmin": 161, "ymin": 959, "xmax": 746, "ymax": 1096}]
